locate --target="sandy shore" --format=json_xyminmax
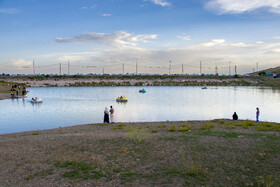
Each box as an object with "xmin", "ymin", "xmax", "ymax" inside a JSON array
[
  {"xmin": 0, "ymin": 120, "xmax": 279, "ymax": 186},
  {"xmin": 0, "ymin": 93, "xmax": 10, "ymax": 100},
  {"xmin": 0, "ymin": 76, "xmax": 260, "ymax": 87}
]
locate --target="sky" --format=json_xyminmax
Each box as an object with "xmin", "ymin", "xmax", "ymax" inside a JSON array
[{"xmin": 0, "ymin": 0, "xmax": 280, "ymax": 75}]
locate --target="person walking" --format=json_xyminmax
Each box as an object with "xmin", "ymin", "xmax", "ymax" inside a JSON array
[
  {"xmin": 104, "ymin": 107, "xmax": 110, "ymax": 123},
  {"xmin": 256, "ymin": 107, "xmax": 260, "ymax": 122},
  {"xmin": 110, "ymin": 105, "xmax": 114, "ymax": 123}
]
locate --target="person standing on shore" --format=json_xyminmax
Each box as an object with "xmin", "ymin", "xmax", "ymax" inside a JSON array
[
  {"xmin": 256, "ymin": 107, "xmax": 260, "ymax": 122},
  {"xmin": 110, "ymin": 105, "xmax": 114, "ymax": 123},
  {"xmin": 104, "ymin": 107, "xmax": 110, "ymax": 123}
]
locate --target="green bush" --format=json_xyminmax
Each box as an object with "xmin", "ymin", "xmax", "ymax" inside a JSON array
[
  {"xmin": 200, "ymin": 123, "xmax": 215, "ymax": 130},
  {"xmin": 168, "ymin": 125, "xmax": 177, "ymax": 132}
]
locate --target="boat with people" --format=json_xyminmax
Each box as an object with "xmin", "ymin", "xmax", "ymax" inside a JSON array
[
  {"xmin": 30, "ymin": 97, "xmax": 43, "ymax": 103},
  {"xmin": 139, "ymin": 88, "xmax": 146, "ymax": 93},
  {"xmin": 116, "ymin": 96, "xmax": 128, "ymax": 102},
  {"xmin": 202, "ymin": 87, "xmax": 207, "ymax": 89}
]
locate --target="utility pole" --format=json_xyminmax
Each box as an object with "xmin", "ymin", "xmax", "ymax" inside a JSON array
[
  {"xmin": 123, "ymin": 63, "xmax": 124, "ymax": 75},
  {"xmin": 136, "ymin": 61, "xmax": 138, "ymax": 75},
  {"xmin": 33, "ymin": 60, "xmax": 35, "ymax": 75},
  {"xmin": 229, "ymin": 61, "xmax": 231, "ymax": 75},
  {"xmin": 169, "ymin": 60, "xmax": 171, "ymax": 75},
  {"xmin": 257, "ymin": 62, "xmax": 258, "ymax": 72},
  {"xmin": 59, "ymin": 63, "xmax": 62, "ymax": 75},
  {"xmin": 68, "ymin": 60, "xmax": 70, "ymax": 75},
  {"xmin": 235, "ymin": 65, "xmax": 237, "ymax": 75},
  {"xmin": 103, "ymin": 65, "xmax": 105, "ymax": 75},
  {"xmin": 182, "ymin": 64, "xmax": 184, "ymax": 74},
  {"xmin": 200, "ymin": 61, "xmax": 202, "ymax": 75},
  {"xmin": 215, "ymin": 65, "xmax": 218, "ymax": 75}
]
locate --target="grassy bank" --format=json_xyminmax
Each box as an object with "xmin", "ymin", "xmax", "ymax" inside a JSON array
[
  {"xmin": 0, "ymin": 120, "xmax": 279, "ymax": 186},
  {"xmin": 0, "ymin": 81, "xmax": 28, "ymax": 100}
]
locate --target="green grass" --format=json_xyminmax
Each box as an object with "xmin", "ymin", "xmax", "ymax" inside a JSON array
[
  {"xmin": 151, "ymin": 129, "xmax": 159, "ymax": 133},
  {"xmin": 126, "ymin": 126, "xmax": 150, "ymax": 143},
  {"xmin": 31, "ymin": 131, "xmax": 39, "ymax": 135},
  {"xmin": 113, "ymin": 124, "xmax": 126, "ymax": 129},
  {"xmin": 168, "ymin": 125, "xmax": 177, "ymax": 132},
  {"xmin": 99, "ymin": 123, "xmax": 110, "ymax": 126},
  {"xmin": 178, "ymin": 123, "xmax": 192, "ymax": 132},
  {"xmin": 200, "ymin": 122, "xmax": 215, "ymax": 130},
  {"xmin": 256, "ymin": 122, "xmax": 280, "ymax": 131},
  {"xmin": 54, "ymin": 160, "xmax": 104, "ymax": 179},
  {"xmin": 235, "ymin": 120, "xmax": 256, "ymax": 129},
  {"xmin": 156, "ymin": 124, "xmax": 167, "ymax": 128}
]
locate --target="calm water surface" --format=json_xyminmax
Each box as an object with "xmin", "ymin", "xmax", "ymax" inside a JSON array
[{"xmin": 0, "ymin": 86, "xmax": 279, "ymax": 134}]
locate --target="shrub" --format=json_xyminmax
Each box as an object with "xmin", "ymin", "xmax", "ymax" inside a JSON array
[
  {"xmin": 151, "ymin": 129, "xmax": 159, "ymax": 133},
  {"xmin": 126, "ymin": 127, "xmax": 150, "ymax": 143},
  {"xmin": 235, "ymin": 120, "xmax": 256, "ymax": 129},
  {"xmin": 168, "ymin": 125, "xmax": 177, "ymax": 132},
  {"xmin": 178, "ymin": 123, "xmax": 192, "ymax": 131},
  {"xmin": 200, "ymin": 123, "xmax": 215, "ymax": 130}
]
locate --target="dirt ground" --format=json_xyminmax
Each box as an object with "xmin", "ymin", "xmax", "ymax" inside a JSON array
[{"xmin": 0, "ymin": 120, "xmax": 279, "ymax": 186}]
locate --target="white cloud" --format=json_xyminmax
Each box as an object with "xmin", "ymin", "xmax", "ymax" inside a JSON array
[
  {"xmin": 177, "ymin": 35, "xmax": 191, "ymax": 41},
  {"xmin": 56, "ymin": 56, "xmax": 87, "ymax": 62},
  {"xmin": 266, "ymin": 48, "xmax": 280, "ymax": 54},
  {"xmin": 51, "ymin": 36, "xmax": 280, "ymax": 74},
  {"xmin": 80, "ymin": 6, "xmax": 88, "ymax": 9},
  {"xmin": 11, "ymin": 59, "xmax": 32, "ymax": 67},
  {"xmin": 256, "ymin": 41, "xmax": 264, "ymax": 44},
  {"xmin": 55, "ymin": 31, "xmax": 157, "ymax": 48},
  {"xmin": 206, "ymin": 0, "xmax": 280, "ymax": 14},
  {"xmin": 145, "ymin": 0, "xmax": 171, "ymax": 7},
  {"xmin": 0, "ymin": 8, "xmax": 19, "ymax": 14},
  {"xmin": 274, "ymin": 36, "xmax": 280, "ymax": 40},
  {"xmin": 102, "ymin": 13, "xmax": 112, "ymax": 17},
  {"xmin": 194, "ymin": 39, "xmax": 225, "ymax": 47}
]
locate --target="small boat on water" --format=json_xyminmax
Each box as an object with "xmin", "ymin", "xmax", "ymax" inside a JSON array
[
  {"xmin": 30, "ymin": 98, "xmax": 43, "ymax": 103},
  {"xmin": 202, "ymin": 87, "xmax": 207, "ymax": 89},
  {"xmin": 116, "ymin": 96, "xmax": 128, "ymax": 102},
  {"xmin": 139, "ymin": 89, "xmax": 146, "ymax": 93}
]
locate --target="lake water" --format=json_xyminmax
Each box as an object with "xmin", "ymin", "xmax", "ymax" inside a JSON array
[{"xmin": 0, "ymin": 86, "xmax": 279, "ymax": 134}]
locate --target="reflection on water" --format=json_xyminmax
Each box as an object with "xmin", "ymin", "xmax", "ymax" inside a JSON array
[{"xmin": 0, "ymin": 86, "xmax": 279, "ymax": 134}]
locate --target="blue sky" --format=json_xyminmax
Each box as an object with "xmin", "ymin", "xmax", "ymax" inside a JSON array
[{"xmin": 0, "ymin": 0, "xmax": 280, "ymax": 75}]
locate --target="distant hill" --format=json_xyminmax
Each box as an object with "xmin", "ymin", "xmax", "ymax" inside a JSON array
[{"xmin": 250, "ymin": 66, "xmax": 280, "ymax": 75}]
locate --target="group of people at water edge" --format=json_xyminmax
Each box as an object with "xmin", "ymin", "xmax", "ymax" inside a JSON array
[
  {"xmin": 104, "ymin": 106, "xmax": 114, "ymax": 123},
  {"xmin": 232, "ymin": 107, "xmax": 260, "ymax": 122},
  {"xmin": 10, "ymin": 84, "xmax": 27, "ymax": 97}
]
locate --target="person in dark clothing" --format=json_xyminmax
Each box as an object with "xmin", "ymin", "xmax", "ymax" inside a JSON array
[
  {"xmin": 104, "ymin": 107, "xmax": 110, "ymax": 123},
  {"xmin": 232, "ymin": 112, "xmax": 238, "ymax": 120},
  {"xmin": 22, "ymin": 86, "xmax": 26, "ymax": 95}
]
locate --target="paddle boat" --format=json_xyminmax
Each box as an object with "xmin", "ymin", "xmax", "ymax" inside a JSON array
[
  {"xmin": 30, "ymin": 97, "xmax": 43, "ymax": 103},
  {"xmin": 116, "ymin": 96, "xmax": 128, "ymax": 102},
  {"xmin": 202, "ymin": 87, "xmax": 207, "ymax": 89},
  {"xmin": 139, "ymin": 89, "xmax": 146, "ymax": 93}
]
